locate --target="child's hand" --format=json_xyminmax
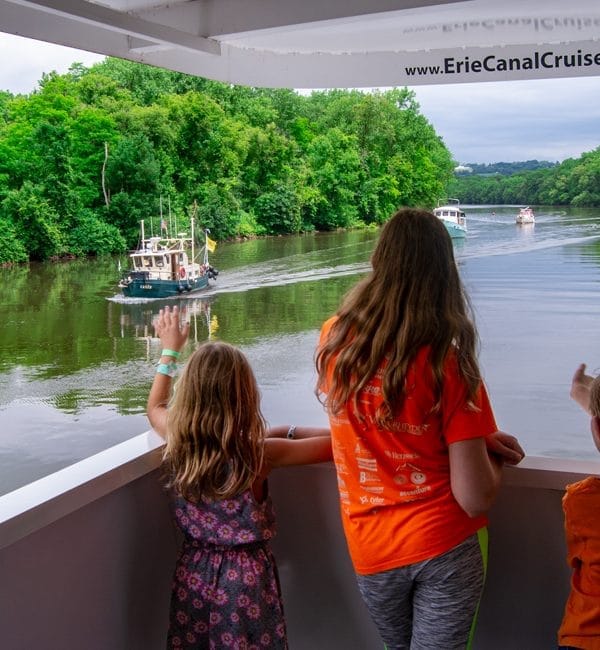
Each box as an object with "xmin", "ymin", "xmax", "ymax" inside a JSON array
[
  {"xmin": 570, "ymin": 363, "xmax": 594, "ymax": 415},
  {"xmin": 154, "ymin": 306, "xmax": 190, "ymax": 353},
  {"xmin": 486, "ymin": 431, "xmax": 525, "ymax": 465}
]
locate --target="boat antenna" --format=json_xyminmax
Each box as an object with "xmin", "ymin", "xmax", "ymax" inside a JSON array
[
  {"xmin": 168, "ymin": 196, "xmax": 172, "ymax": 238},
  {"xmin": 159, "ymin": 196, "xmax": 163, "ymax": 237},
  {"xmin": 191, "ymin": 211, "xmax": 195, "ymax": 277}
]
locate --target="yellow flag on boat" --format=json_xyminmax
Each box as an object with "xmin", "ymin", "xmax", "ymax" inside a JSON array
[{"xmin": 206, "ymin": 237, "xmax": 217, "ymax": 253}]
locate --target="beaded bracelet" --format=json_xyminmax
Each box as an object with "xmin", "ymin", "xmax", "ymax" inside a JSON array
[{"xmin": 161, "ymin": 348, "xmax": 180, "ymax": 359}]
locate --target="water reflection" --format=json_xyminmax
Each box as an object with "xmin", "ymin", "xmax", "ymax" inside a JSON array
[
  {"xmin": 118, "ymin": 296, "xmax": 218, "ymax": 351},
  {"xmin": 515, "ymin": 222, "xmax": 535, "ymax": 241}
]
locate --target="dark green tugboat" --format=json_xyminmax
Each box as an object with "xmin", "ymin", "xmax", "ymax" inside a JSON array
[{"xmin": 118, "ymin": 218, "xmax": 218, "ymax": 299}]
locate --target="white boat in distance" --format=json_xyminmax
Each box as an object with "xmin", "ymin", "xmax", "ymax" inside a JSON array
[
  {"xmin": 516, "ymin": 206, "xmax": 535, "ymax": 225},
  {"xmin": 433, "ymin": 199, "xmax": 467, "ymax": 239}
]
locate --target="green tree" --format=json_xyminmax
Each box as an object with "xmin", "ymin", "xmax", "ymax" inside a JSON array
[
  {"xmin": 68, "ymin": 208, "xmax": 126, "ymax": 256},
  {"xmin": 104, "ymin": 133, "xmax": 161, "ymax": 244},
  {"xmin": 2, "ymin": 182, "xmax": 64, "ymax": 260},
  {"xmin": 254, "ymin": 184, "xmax": 302, "ymax": 234},
  {"xmin": 307, "ymin": 129, "xmax": 362, "ymax": 230},
  {"xmin": 0, "ymin": 216, "xmax": 27, "ymax": 265}
]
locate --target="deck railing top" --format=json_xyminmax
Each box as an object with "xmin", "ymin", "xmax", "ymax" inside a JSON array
[{"xmin": 0, "ymin": 432, "xmax": 599, "ymax": 551}]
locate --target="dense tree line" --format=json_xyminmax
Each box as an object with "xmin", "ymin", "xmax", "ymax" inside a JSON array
[
  {"xmin": 0, "ymin": 59, "xmax": 454, "ymax": 264},
  {"xmin": 450, "ymin": 149, "xmax": 600, "ymax": 206}
]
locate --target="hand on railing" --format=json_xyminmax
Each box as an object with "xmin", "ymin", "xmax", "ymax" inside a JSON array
[{"xmin": 486, "ymin": 431, "xmax": 525, "ymax": 465}]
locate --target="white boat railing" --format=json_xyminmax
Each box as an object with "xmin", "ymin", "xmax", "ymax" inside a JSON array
[{"xmin": 0, "ymin": 435, "xmax": 597, "ymax": 649}]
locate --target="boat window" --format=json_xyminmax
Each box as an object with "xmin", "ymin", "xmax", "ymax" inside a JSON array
[
  {"xmin": 133, "ymin": 257, "xmax": 142, "ymax": 269},
  {"xmin": 143, "ymin": 256, "xmax": 153, "ymax": 267},
  {"xmin": 155, "ymin": 257, "xmax": 164, "ymax": 268}
]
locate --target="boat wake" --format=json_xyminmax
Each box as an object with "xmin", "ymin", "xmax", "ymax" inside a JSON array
[
  {"xmin": 460, "ymin": 211, "xmax": 600, "ymax": 260},
  {"xmin": 107, "ymin": 294, "xmax": 162, "ymax": 304},
  {"xmin": 214, "ymin": 260, "xmax": 369, "ymax": 295},
  {"xmin": 460, "ymin": 233, "xmax": 600, "ymax": 261}
]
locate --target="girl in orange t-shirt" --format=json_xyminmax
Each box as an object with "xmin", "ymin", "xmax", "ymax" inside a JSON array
[{"xmin": 316, "ymin": 208, "xmax": 524, "ymax": 650}]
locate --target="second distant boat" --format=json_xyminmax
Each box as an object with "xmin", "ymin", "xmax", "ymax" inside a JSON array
[
  {"xmin": 516, "ymin": 206, "xmax": 535, "ymax": 225},
  {"xmin": 433, "ymin": 199, "xmax": 467, "ymax": 239}
]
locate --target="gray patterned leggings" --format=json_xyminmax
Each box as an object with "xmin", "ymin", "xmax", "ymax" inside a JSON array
[{"xmin": 356, "ymin": 530, "xmax": 487, "ymax": 650}]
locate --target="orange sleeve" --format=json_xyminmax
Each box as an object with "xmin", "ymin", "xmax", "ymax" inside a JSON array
[
  {"xmin": 441, "ymin": 356, "xmax": 498, "ymax": 444},
  {"xmin": 319, "ymin": 316, "xmax": 337, "ymax": 345}
]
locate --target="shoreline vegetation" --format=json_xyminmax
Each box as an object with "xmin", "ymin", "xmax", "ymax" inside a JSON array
[
  {"xmin": 0, "ymin": 58, "xmax": 597, "ymax": 266},
  {"xmin": 450, "ymin": 151, "xmax": 600, "ymax": 207},
  {"xmin": 0, "ymin": 59, "xmax": 454, "ymax": 265}
]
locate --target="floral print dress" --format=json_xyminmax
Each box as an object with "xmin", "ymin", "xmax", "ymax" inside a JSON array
[{"xmin": 167, "ymin": 487, "xmax": 287, "ymax": 649}]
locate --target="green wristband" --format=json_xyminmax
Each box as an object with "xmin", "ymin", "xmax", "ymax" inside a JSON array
[
  {"xmin": 161, "ymin": 348, "xmax": 180, "ymax": 359},
  {"xmin": 156, "ymin": 362, "xmax": 177, "ymax": 377}
]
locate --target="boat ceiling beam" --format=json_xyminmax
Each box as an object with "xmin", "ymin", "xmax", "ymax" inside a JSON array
[
  {"xmin": 2, "ymin": 0, "xmax": 221, "ymax": 56},
  {"xmin": 0, "ymin": 0, "xmax": 599, "ymax": 88},
  {"xmin": 135, "ymin": 0, "xmax": 467, "ymax": 39}
]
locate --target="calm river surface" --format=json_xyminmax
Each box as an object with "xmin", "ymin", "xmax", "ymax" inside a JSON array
[{"xmin": 2, "ymin": 205, "xmax": 600, "ymax": 495}]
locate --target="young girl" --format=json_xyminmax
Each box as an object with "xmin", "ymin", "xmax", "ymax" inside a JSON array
[
  {"xmin": 147, "ymin": 306, "xmax": 331, "ymax": 650},
  {"xmin": 315, "ymin": 208, "xmax": 524, "ymax": 650}
]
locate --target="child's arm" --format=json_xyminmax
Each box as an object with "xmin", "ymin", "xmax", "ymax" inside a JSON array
[
  {"xmin": 146, "ymin": 306, "xmax": 190, "ymax": 439},
  {"xmin": 263, "ymin": 432, "xmax": 332, "ymax": 471},
  {"xmin": 571, "ymin": 363, "xmax": 594, "ymax": 414},
  {"xmin": 267, "ymin": 425, "xmax": 330, "ymax": 439},
  {"xmin": 147, "ymin": 372, "xmax": 171, "ymax": 439},
  {"xmin": 449, "ymin": 437, "xmax": 504, "ymax": 518}
]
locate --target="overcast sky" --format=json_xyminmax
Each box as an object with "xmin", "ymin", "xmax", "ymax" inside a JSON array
[{"xmin": 1, "ymin": 32, "xmax": 598, "ymax": 165}]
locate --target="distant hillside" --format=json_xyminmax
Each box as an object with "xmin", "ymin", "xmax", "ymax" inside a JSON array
[
  {"xmin": 457, "ymin": 160, "xmax": 558, "ymax": 176},
  {"xmin": 448, "ymin": 146, "xmax": 600, "ymax": 206}
]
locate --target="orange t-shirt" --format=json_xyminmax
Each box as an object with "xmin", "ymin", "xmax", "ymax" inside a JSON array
[
  {"xmin": 319, "ymin": 317, "xmax": 498, "ymax": 575},
  {"xmin": 558, "ymin": 476, "xmax": 600, "ymax": 650}
]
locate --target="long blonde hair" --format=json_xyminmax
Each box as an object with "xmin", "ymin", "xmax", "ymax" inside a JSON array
[
  {"xmin": 316, "ymin": 207, "xmax": 481, "ymax": 426},
  {"xmin": 164, "ymin": 341, "xmax": 266, "ymax": 501}
]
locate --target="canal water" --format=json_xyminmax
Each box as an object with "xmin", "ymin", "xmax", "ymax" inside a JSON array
[{"xmin": 2, "ymin": 205, "xmax": 600, "ymax": 495}]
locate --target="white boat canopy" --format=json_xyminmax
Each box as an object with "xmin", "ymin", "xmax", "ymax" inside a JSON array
[{"xmin": 0, "ymin": 0, "xmax": 598, "ymax": 88}]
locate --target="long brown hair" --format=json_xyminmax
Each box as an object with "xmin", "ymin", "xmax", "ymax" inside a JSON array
[
  {"xmin": 164, "ymin": 341, "xmax": 266, "ymax": 501},
  {"xmin": 316, "ymin": 207, "xmax": 481, "ymax": 425}
]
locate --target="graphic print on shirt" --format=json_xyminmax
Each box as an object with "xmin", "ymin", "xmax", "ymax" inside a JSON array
[
  {"xmin": 332, "ymin": 437, "xmax": 351, "ymax": 505},
  {"xmin": 354, "ymin": 440, "xmax": 384, "ymax": 506},
  {"xmin": 358, "ymin": 454, "xmax": 384, "ymax": 494},
  {"xmin": 394, "ymin": 462, "xmax": 432, "ymax": 499}
]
